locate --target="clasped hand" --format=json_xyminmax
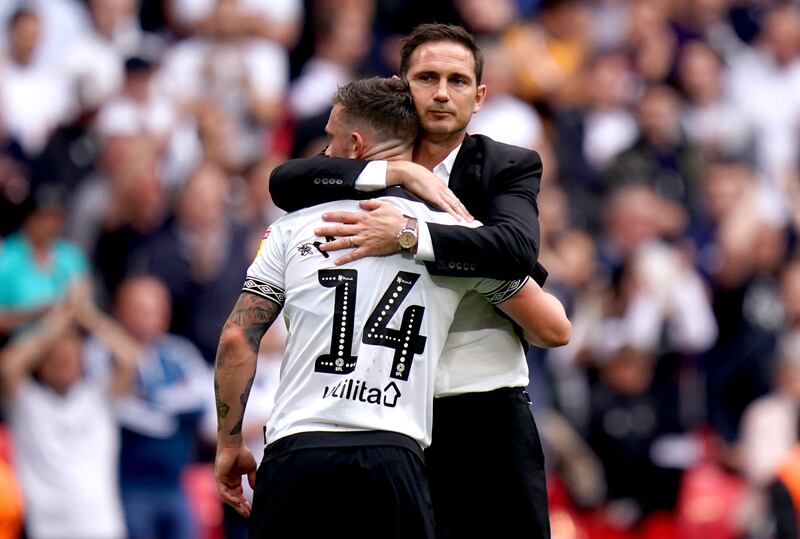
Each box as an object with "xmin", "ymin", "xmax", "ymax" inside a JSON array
[{"xmin": 315, "ymin": 200, "xmax": 407, "ymax": 265}]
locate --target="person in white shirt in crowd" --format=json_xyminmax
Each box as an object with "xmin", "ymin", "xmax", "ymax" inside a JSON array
[
  {"xmin": 169, "ymin": 0, "xmax": 302, "ymax": 48},
  {"xmin": 677, "ymin": 40, "xmax": 755, "ymax": 163},
  {"xmin": 0, "ymin": 283, "xmax": 139, "ymax": 539},
  {"xmin": 214, "ymin": 77, "xmax": 570, "ymax": 539},
  {"xmin": 60, "ymin": 0, "xmax": 158, "ymax": 121},
  {"xmin": 287, "ymin": 1, "xmax": 373, "ymax": 120},
  {"xmin": 0, "ymin": 8, "xmax": 71, "ymax": 158},
  {"xmin": 95, "ymin": 56, "xmax": 199, "ymax": 189},
  {"xmin": 159, "ymin": 0, "xmax": 289, "ymax": 168},
  {"xmin": 0, "ymin": 0, "xmax": 88, "ymax": 71},
  {"xmin": 466, "ymin": 43, "xmax": 554, "ymax": 179},
  {"xmin": 726, "ymin": 3, "xmax": 800, "ymax": 187}
]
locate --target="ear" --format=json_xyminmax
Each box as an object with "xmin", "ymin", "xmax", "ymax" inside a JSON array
[
  {"xmin": 473, "ymin": 84, "xmax": 487, "ymax": 113},
  {"xmin": 351, "ymin": 131, "xmax": 366, "ymax": 159},
  {"xmin": 391, "ymin": 74, "xmax": 401, "ymax": 81}
]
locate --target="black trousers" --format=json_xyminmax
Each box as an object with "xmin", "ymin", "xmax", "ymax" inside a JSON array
[
  {"xmin": 425, "ymin": 387, "xmax": 551, "ymax": 539},
  {"xmin": 249, "ymin": 433, "xmax": 435, "ymax": 539}
]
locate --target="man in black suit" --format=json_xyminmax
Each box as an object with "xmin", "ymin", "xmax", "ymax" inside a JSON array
[{"xmin": 269, "ymin": 24, "xmax": 550, "ymax": 539}]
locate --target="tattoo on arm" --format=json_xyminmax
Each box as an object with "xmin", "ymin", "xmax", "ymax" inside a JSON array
[
  {"xmin": 214, "ymin": 380, "xmax": 230, "ymax": 431},
  {"xmin": 214, "ymin": 292, "xmax": 281, "ymax": 435},
  {"xmin": 229, "ymin": 293, "xmax": 282, "ymax": 352},
  {"xmin": 228, "ymin": 375, "xmax": 255, "ymax": 435}
]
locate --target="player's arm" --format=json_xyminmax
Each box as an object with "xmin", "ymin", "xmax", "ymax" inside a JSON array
[
  {"xmin": 269, "ymin": 157, "xmax": 469, "ymax": 219},
  {"xmin": 495, "ymin": 279, "xmax": 571, "ymax": 348},
  {"xmin": 214, "ymin": 291, "xmax": 282, "ymax": 518}
]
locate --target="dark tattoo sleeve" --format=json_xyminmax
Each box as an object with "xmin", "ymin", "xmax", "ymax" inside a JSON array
[
  {"xmin": 214, "ymin": 292, "xmax": 282, "ymax": 435},
  {"xmin": 228, "ymin": 375, "xmax": 255, "ymax": 435},
  {"xmin": 229, "ymin": 292, "xmax": 283, "ymax": 352}
]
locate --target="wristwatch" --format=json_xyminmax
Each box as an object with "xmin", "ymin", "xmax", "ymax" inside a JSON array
[{"xmin": 396, "ymin": 216, "xmax": 418, "ymax": 254}]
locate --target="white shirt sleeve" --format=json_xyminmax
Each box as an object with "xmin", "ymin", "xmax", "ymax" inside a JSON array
[
  {"xmin": 415, "ymin": 220, "xmax": 435, "ymax": 261},
  {"xmin": 245, "ymin": 223, "xmax": 287, "ymax": 307},
  {"xmin": 354, "ymin": 161, "xmax": 388, "ymax": 191}
]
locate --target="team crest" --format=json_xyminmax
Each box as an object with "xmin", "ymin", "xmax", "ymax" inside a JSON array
[{"xmin": 255, "ymin": 227, "xmax": 272, "ymax": 257}]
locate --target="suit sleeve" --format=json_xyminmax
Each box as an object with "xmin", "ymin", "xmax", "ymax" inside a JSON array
[
  {"xmin": 268, "ymin": 156, "xmax": 370, "ymax": 211},
  {"xmin": 425, "ymin": 150, "xmax": 546, "ymax": 283}
]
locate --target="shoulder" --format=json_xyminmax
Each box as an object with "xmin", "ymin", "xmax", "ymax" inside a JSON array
[
  {"xmin": 0, "ymin": 235, "xmax": 25, "ymax": 269},
  {"xmin": 466, "ymin": 134, "xmax": 542, "ymax": 167}
]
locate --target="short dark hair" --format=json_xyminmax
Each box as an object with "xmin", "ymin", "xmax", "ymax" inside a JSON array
[
  {"xmin": 399, "ymin": 23, "xmax": 484, "ymax": 85},
  {"xmin": 332, "ymin": 77, "xmax": 419, "ymax": 144}
]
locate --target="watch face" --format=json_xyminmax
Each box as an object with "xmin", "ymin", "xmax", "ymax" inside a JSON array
[{"xmin": 398, "ymin": 231, "xmax": 417, "ymax": 249}]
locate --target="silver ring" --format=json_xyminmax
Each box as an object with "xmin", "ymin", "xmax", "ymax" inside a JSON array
[{"xmin": 348, "ymin": 236, "xmax": 354, "ymax": 248}]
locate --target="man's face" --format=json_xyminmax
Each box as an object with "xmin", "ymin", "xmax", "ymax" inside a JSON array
[
  {"xmin": 324, "ymin": 104, "xmax": 356, "ymax": 158},
  {"xmin": 405, "ymin": 41, "xmax": 486, "ymax": 138}
]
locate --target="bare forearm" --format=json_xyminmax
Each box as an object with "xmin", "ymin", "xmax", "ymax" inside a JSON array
[
  {"xmin": 0, "ymin": 308, "xmax": 72, "ymax": 393},
  {"xmin": 499, "ymin": 281, "xmax": 570, "ymax": 348},
  {"xmin": 83, "ymin": 312, "xmax": 140, "ymax": 394},
  {"xmin": 523, "ymin": 292, "xmax": 571, "ymax": 348},
  {"xmin": 215, "ymin": 330, "xmax": 257, "ymax": 446},
  {"xmin": 214, "ymin": 292, "xmax": 281, "ymax": 446},
  {"xmin": 0, "ymin": 305, "xmax": 51, "ymax": 334}
]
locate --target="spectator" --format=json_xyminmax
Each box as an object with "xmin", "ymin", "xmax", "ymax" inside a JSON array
[
  {"xmin": 554, "ymin": 51, "xmax": 638, "ymax": 227},
  {"xmin": 159, "ymin": 0, "xmax": 290, "ymax": 167},
  {"xmin": 132, "ymin": 163, "xmax": 253, "ymax": 362},
  {"xmin": 467, "ymin": 43, "xmax": 553, "ymax": 177},
  {"xmin": 500, "ymin": 0, "xmax": 591, "ymax": 106},
  {"xmin": 0, "ymin": 186, "xmax": 88, "ymax": 337},
  {"xmin": 699, "ymin": 162, "xmax": 788, "ymax": 443},
  {"xmin": 92, "ymin": 136, "xmax": 168, "ymax": 298},
  {"xmin": 169, "ymin": 0, "xmax": 302, "ymax": 48},
  {"xmin": 287, "ymin": 0, "xmax": 373, "ymax": 120},
  {"xmin": 88, "ymin": 275, "xmax": 211, "ymax": 539},
  {"xmin": 0, "ymin": 8, "xmax": 71, "ymax": 158},
  {"xmin": 0, "ymin": 284, "xmax": 139, "ymax": 539},
  {"xmin": 677, "ymin": 40, "xmax": 755, "ymax": 164},
  {"xmin": 606, "ymin": 84, "xmax": 705, "ymax": 215},
  {"xmin": 726, "ymin": 3, "xmax": 800, "ymax": 185},
  {"xmin": 96, "ymin": 56, "xmax": 198, "ymax": 189}
]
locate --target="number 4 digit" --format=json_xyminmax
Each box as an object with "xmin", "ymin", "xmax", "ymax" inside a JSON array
[{"xmin": 362, "ymin": 271, "xmax": 427, "ymax": 381}]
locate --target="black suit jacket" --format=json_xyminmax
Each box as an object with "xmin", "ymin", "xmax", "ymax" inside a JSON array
[{"xmin": 269, "ymin": 134, "xmax": 546, "ymax": 283}]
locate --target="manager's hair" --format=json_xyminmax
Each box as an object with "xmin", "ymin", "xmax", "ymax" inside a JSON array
[
  {"xmin": 332, "ymin": 77, "xmax": 419, "ymax": 144},
  {"xmin": 399, "ymin": 23, "xmax": 484, "ymax": 85}
]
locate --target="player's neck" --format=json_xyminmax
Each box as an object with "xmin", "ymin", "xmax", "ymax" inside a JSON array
[
  {"xmin": 361, "ymin": 139, "xmax": 414, "ymax": 161},
  {"xmin": 413, "ymin": 131, "xmax": 466, "ymax": 171}
]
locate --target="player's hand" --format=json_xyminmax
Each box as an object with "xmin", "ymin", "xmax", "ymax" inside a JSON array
[
  {"xmin": 215, "ymin": 443, "xmax": 258, "ymax": 518},
  {"xmin": 315, "ymin": 200, "xmax": 406, "ymax": 265},
  {"xmin": 389, "ymin": 161, "xmax": 472, "ymax": 222}
]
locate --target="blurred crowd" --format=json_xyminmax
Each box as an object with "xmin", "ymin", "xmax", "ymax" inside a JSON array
[{"xmin": 1, "ymin": 0, "xmax": 800, "ymax": 538}]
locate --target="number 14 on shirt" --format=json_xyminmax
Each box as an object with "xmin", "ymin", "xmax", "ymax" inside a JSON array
[{"xmin": 315, "ymin": 269, "xmax": 427, "ymax": 381}]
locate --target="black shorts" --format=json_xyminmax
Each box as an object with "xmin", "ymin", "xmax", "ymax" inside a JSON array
[
  {"xmin": 249, "ymin": 431, "xmax": 435, "ymax": 539},
  {"xmin": 425, "ymin": 387, "xmax": 551, "ymax": 539}
]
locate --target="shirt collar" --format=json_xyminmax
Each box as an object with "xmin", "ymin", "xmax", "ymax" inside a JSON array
[{"xmin": 432, "ymin": 143, "xmax": 462, "ymax": 182}]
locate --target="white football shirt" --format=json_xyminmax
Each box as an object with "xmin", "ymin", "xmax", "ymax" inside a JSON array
[{"xmin": 245, "ymin": 192, "xmax": 527, "ymax": 448}]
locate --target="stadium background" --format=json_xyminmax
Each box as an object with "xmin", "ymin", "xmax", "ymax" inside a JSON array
[{"xmin": 1, "ymin": 0, "xmax": 800, "ymax": 537}]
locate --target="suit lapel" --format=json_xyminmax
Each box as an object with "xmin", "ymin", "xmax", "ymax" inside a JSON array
[{"xmin": 449, "ymin": 135, "xmax": 481, "ymax": 194}]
